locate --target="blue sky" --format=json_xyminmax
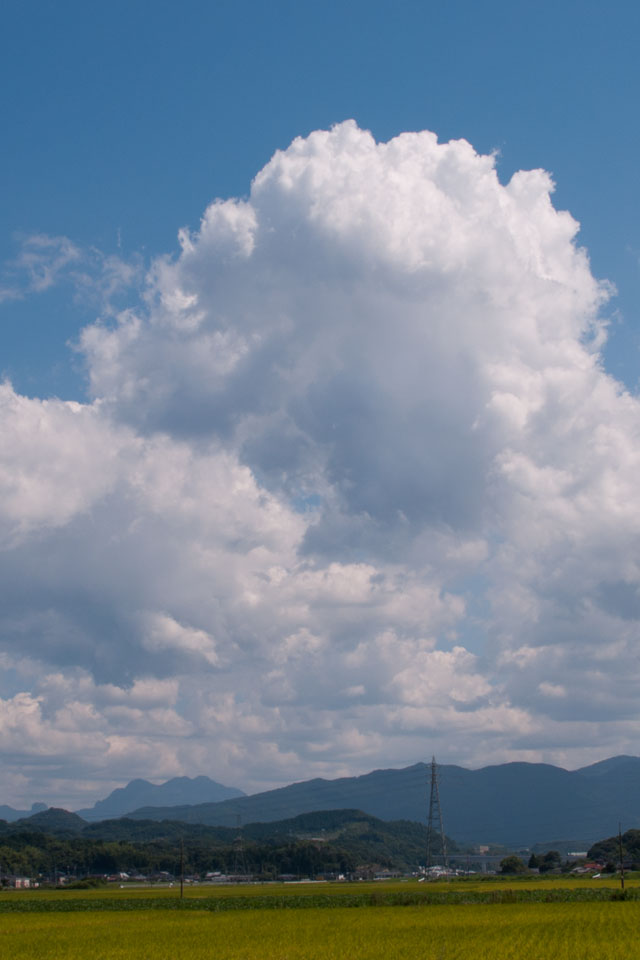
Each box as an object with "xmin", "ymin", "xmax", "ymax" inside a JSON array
[
  {"xmin": 2, "ymin": 1, "xmax": 640, "ymax": 809},
  {"xmin": 2, "ymin": 0, "xmax": 640, "ymax": 397}
]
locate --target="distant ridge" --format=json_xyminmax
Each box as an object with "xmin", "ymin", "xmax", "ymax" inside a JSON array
[
  {"xmin": 75, "ymin": 776, "xmax": 245, "ymax": 822},
  {"xmin": 124, "ymin": 756, "xmax": 640, "ymax": 848},
  {"xmin": 0, "ymin": 802, "xmax": 47, "ymax": 823}
]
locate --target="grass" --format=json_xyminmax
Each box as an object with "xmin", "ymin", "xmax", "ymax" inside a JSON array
[{"xmin": 2, "ymin": 901, "xmax": 640, "ymax": 960}]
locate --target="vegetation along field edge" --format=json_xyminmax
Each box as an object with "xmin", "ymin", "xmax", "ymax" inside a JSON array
[{"xmin": 1, "ymin": 885, "xmax": 638, "ymax": 913}]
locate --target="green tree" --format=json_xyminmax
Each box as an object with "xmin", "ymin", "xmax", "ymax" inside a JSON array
[
  {"xmin": 499, "ymin": 855, "xmax": 526, "ymax": 874},
  {"xmin": 539, "ymin": 850, "xmax": 561, "ymax": 873}
]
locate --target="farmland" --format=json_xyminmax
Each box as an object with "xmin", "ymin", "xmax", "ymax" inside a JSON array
[{"xmin": 2, "ymin": 880, "xmax": 640, "ymax": 959}]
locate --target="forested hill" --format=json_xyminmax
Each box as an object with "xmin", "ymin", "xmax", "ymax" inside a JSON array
[
  {"xmin": 588, "ymin": 828, "xmax": 640, "ymax": 865},
  {"xmin": 0, "ymin": 808, "xmax": 455, "ymax": 878},
  {"xmin": 125, "ymin": 757, "xmax": 640, "ymax": 848}
]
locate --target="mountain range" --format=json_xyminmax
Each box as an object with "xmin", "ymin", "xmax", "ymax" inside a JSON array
[
  {"xmin": 3, "ymin": 756, "xmax": 640, "ymax": 847},
  {"xmin": 123, "ymin": 756, "xmax": 640, "ymax": 848}
]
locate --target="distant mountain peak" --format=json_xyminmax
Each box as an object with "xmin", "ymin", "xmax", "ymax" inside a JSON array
[
  {"xmin": 75, "ymin": 775, "xmax": 246, "ymax": 821},
  {"xmin": 0, "ymin": 801, "xmax": 49, "ymax": 823},
  {"xmin": 575, "ymin": 755, "xmax": 640, "ymax": 778}
]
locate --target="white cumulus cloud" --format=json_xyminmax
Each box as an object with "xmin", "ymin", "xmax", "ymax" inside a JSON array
[{"xmin": 0, "ymin": 121, "xmax": 638, "ymax": 807}]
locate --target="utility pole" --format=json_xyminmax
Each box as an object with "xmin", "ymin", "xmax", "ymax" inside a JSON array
[
  {"xmin": 426, "ymin": 756, "xmax": 448, "ymax": 875},
  {"xmin": 180, "ymin": 837, "xmax": 184, "ymax": 900},
  {"xmin": 618, "ymin": 823, "xmax": 625, "ymax": 891}
]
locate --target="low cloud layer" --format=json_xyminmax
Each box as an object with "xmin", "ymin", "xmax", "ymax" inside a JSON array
[{"xmin": 1, "ymin": 121, "xmax": 638, "ymax": 808}]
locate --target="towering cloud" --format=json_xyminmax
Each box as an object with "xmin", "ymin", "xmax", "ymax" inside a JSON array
[{"xmin": 0, "ymin": 122, "xmax": 637, "ymax": 807}]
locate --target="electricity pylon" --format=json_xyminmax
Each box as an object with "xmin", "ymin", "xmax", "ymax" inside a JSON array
[
  {"xmin": 232, "ymin": 813, "xmax": 248, "ymax": 878},
  {"xmin": 426, "ymin": 756, "xmax": 448, "ymax": 873}
]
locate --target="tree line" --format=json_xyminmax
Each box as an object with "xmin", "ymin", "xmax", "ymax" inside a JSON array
[{"xmin": 0, "ymin": 808, "xmax": 458, "ymax": 880}]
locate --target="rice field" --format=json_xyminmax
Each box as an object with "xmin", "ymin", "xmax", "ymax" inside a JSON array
[
  {"xmin": 2, "ymin": 900, "xmax": 640, "ymax": 960},
  {"xmin": 2, "ymin": 874, "xmax": 638, "ymax": 903},
  {"xmin": 2, "ymin": 879, "xmax": 640, "ymax": 959}
]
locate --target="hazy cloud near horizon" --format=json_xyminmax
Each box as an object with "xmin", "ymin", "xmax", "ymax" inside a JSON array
[{"xmin": 1, "ymin": 121, "xmax": 639, "ymax": 808}]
